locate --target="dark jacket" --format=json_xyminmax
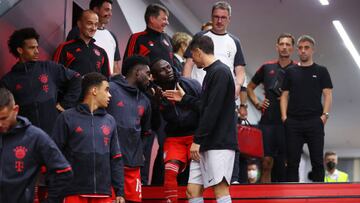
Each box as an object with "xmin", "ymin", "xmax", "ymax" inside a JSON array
[
  {"xmin": 155, "ymin": 76, "xmax": 201, "ymax": 137},
  {"xmin": 51, "ymin": 104, "xmax": 124, "ymax": 197},
  {"xmin": 123, "ymin": 27, "xmax": 175, "ymax": 68},
  {"xmin": 107, "ymin": 75, "xmax": 151, "ymax": 167},
  {"xmin": 181, "ymin": 60, "xmax": 238, "ymax": 152},
  {"xmin": 0, "ymin": 116, "xmax": 73, "ymax": 203},
  {"xmin": 53, "ymin": 38, "xmax": 110, "ymax": 77},
  {"xmin": 1, "ymin": 61, "xmax": 81, "ymax": 135},
  {"xmin": 251, "ymin": 60, "xmax": 296, "ymax": 124}
]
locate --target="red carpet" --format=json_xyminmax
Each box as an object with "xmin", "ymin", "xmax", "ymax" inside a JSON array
[{"xmin": 142, "ymin": 183, "xmax": 360, "ymax": 202}]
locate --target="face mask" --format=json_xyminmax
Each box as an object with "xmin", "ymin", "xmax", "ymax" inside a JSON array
[
  {"xmin": 248, "ymin": 169, "xmax": 258, "ymax": 179},
  {"xmin": 326, "ymin": 161, "xmax": 336, "ymax": 170}
]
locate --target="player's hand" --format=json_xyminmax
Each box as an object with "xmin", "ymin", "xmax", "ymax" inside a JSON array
[
  {"xmin": 235, "ymin": 84, "xmax": 240, "ymax": 99},
  {"xmin": 163, "ymin": 83, "xmax": 185, "ymax": 102},
  {"xmin": 320, "ymin": 115, "xmax": 327, "ymax": 125},
  {"xmin": 190, "ymin": 143, "xmax": 201, "ymax": 161},
  {"xmin": 238, "ymin": 106, "xmax": 247, "ymax": 119},
  {"xmin": 56, "ymin": 103, "xmax": 65, "ymax": 112},
  {"xmin": 114, "ymin": 196, "xmax": 125, "ymax": 203},
  {"xmin": 256, "ymin": 98, "xmax": 270, "ymax": 110}
]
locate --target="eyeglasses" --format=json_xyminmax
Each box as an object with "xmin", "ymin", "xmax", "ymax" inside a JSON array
[{"xmin": 212, "ymin": 15, "xmax": 228, "ymax": 21}]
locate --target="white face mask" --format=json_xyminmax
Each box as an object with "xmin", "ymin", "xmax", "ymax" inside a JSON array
[{"xmin": 248, "ymin": 169, "xmax": 258, "ymax": 180}]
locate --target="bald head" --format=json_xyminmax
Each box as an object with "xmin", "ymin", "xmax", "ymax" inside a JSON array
[{"xmin": 78, "ymin": 10, "xmax": 99, "ymax": 41}]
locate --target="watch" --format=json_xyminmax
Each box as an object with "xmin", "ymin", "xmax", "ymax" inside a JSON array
[
  {"xmin": 240, "ymin": 103, "xmax": 248, "ymax": 108},
  {"xmin": 322, "ymin": 112, "xmax": 329, "ymax": 119}
]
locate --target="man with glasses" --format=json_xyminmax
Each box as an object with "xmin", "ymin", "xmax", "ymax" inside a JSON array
[
  {"xmin": 183, "ymin": 1, "xmax": 246, "ymax": 99},
  {"xmin": 183, "ymin": 1, "xmax": 247, "ymax": 184}
]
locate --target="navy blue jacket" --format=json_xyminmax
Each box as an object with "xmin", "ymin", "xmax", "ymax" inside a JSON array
[
  {"xmin": 107, "ymin": 75, "xmax": 151, "ymax": 167},
  {"xmin": 155, "ymin": 76, "xmax": 201, "ymax": 137},
  {"xmin": 1, "ymin": 61, "xmax": 81, "ymax": 135},
  {"xmin": 0, "ymin": 116, "xmax": 72, "ymax": 203},
  {"xmin": 181, "ymin": 60, "xmax": 238, "ymax": 152},
  {"xmin": 51, "ymin": 104, "xmax": 124, "ymax": 197}
]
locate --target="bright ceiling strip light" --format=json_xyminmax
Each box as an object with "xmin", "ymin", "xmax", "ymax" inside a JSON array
[
  {"xmin": 333, "ymin": 20, "xmax": 360, "ymax": 69},
  {"xmin": 319, "ymin": 0, "xmax": 329, "ymax": 6}
]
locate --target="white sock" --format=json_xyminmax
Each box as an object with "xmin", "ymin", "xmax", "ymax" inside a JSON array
[
  {"xmin": 189, "ymin": 197, "xmax": 204, "ymax": 203},
  {"xmin": 217, "ymin": 195, "xmax": 232, "ymax": 203}
]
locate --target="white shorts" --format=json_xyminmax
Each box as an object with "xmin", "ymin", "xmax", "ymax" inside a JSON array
[{"xmin": 188, "ymin": 150, "xmax": 235, "ymax": 188}]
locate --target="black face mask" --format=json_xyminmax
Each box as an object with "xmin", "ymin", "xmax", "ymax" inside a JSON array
[{"xmin": 326, "ymin": 161, "xmax": 336, "ymax": 170}]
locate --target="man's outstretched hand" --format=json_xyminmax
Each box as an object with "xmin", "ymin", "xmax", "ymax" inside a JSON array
[{"xmin": 163, "ymin": 83, "xmax": 185, "ymax": 102}]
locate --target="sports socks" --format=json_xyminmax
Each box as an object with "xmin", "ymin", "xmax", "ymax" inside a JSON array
[
  {"xmin": 164, "ymin": 162, "xmax": 180, "ymax": 203},
  {"xmin": 216, "ymin": 195, "xmax": 232, "ymax": 203},
  {"xmin": 189, "ymin": 197, "xmax": 204, "ymax": 203}
]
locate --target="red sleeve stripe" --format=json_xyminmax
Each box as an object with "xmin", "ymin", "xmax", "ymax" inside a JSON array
[
  {"xmin": 102, "ymin": 55, "xmax": 110, "ymax": 77},
  {"xmin": 56, "ymin": 166, "xmax": 72, "ymax": 174},
  {"xmin": 112, "ymin": 153, "xmax": 122, "ymax": 159},
  {"xmin": 126, "ymin": 31, "xmax": 147, "ymax": 57},
  {"xmin": 65, "ymin": 57, "xmax": 76, "ymax": 68},
  {"xmin": 41, "ymin": 166, "xmax": 47, "ymax": 174},
  {"xmin": 53, "ymin": 40, "xmax": 76, "ymax": 62}
]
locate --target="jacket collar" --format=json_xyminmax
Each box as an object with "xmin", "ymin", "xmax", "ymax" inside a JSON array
[
  {"xmin": 0, "ymin": 116, "xmax": 31, "ymax": 138},
  {"xmin": 76, "ymin": 103, "xmax": 107, "ymax": 116}
]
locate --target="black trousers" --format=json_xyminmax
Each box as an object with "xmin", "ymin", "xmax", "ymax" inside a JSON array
[
  {"xmin": 285, "ymin": 117, "xmax": 325, "ymax": 182},
  {"xmin": 260, "ymin": 124, "xmax": 287, "ymax": 182}
]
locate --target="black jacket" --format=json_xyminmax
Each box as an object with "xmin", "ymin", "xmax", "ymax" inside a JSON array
[
  {"xmin": 0, "ymin": 116, "xmax": 73, "ymax": 203},
  {"xmin": 107, "ymin": 75, "xmax": 151, "ymax": 167},
  {"xmin": 123, "ymin": 27, "xmax": 175, "ymax": 67},
  {"xmin": 51, "ymin": 104, "xmax": 124, "ymax": 197},
  {"xmin": 155, "ymin": 76, "xmax": 201, "ymax": 137},
  {"xmin": 181, "ymin": 60, "xmax": 238, "ymax": 151},
  {"xmin": 1, "ymin": 61, "xmax": 81, "ymax": 135},
  {"xmin": 53, "ymin": 38, "xmax": 110, "ymax": 77}
]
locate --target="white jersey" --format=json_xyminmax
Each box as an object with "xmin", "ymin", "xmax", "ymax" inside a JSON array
[
  {"xmin": 187, "ymin": 30, "xmax": 246, "ymax": 85},
  {"xmin": 94, "ymin": 29, "xmax": 118, "ymax": 74}
]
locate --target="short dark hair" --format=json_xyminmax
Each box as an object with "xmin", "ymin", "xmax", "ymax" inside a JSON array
[
  {"xmin": 0, "ymin": 88, "xmax": 15, "ymax": 110},
  {"xmin": 247, "ymin": 158, "xmax": 259, "ymax": 167},
  {"xmin": 78, "ymin": 9, "xmax": 97, "ymax": 22},
  {"xmin": 89, "ymin": 0, "xmax": 113, "ymax": 10},
  {"xmin": 80, "ymin": 72, "xmax": 108, "ymax": 100},
  {"xmin": 188, "ymin": 35, "xmax": 214, "ymax": 55},
  {"xmin": 277, "ymin": 33, "xmax": 295, "ymax": 46},
  {"xmin": 212, "ymin": 1, "xmax": 231, "ymax": 16},
  {"xmin": 149, "ymin": 58, "xmax": 165, "ymax": 74},
  {"xmin": 144, "ymin": 3, "xmax": 169, "ymax": 25},
  {"xmin": 122, "ymin": 55, "xmax": 150, "ymax": 76},
  {"xmin": 297, "ymin": 35, "xmax": 316, "ymax": 46},
  {"xmin": 8, "ymin": 27, "xmax": 39, "ymax": 58}
]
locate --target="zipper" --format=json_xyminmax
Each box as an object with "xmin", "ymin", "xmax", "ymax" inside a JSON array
[
  {"xmin": 26, "ymin": 63, "xmax": 41, "ymax": 127},
  {"xmin": 35, "ymin": 102, "xmax": 41, "ymax": 127},
  {"xmin": 0, "ymin": 136, "xmax": 3, "ymax": 198},
  {"xmin": 91, "ymin": 114, "xmax": 97, "ymax": 193}
]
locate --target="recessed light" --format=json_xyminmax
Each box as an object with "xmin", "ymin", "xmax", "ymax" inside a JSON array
[
  {"xmin": 319, "ymin": 0, "xmax": 329, "ymax": 6},
  {"xmin": 333, "ymin": 20, "xmax": 360, "ymax": 69}
]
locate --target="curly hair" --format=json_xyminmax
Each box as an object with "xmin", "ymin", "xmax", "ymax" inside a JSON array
[{"xmin": 8, "ymin": 27, "xmax": 39, "ymax": 58}]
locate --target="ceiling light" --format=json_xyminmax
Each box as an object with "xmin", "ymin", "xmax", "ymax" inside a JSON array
[
  {"xmin": 319, "ymin": 0, "xmax": 329, "ymax": 6},
  {"xmin": 333, "ymin": 20, "xmax": 360, "ymax": 69}
]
